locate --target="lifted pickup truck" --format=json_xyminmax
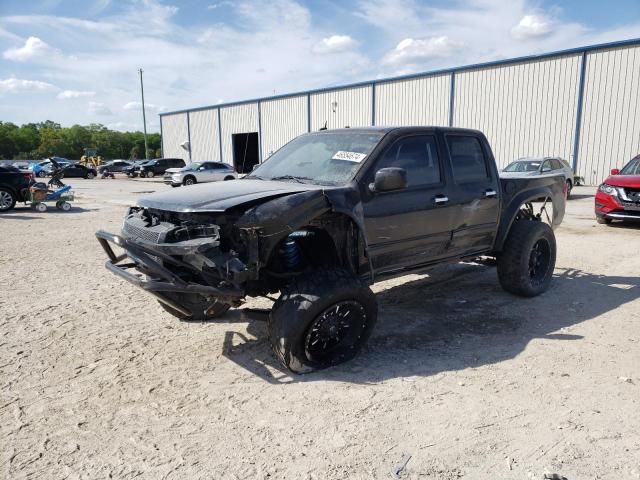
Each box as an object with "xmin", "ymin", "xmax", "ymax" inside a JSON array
[{"xmin": 97, "ymin": 127, "xmax": 566, "ymax": 373}]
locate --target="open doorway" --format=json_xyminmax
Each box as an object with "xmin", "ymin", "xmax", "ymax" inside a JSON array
[{"xmin": 232, "ymin": 132, "xmax": 259, "ymax": 174}]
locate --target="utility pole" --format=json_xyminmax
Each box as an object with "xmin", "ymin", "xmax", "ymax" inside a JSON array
[{"xmin": 138, "ymin": 68, "xmax": 149, "ymax": 160}]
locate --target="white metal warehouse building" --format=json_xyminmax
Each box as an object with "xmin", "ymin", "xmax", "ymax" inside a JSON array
[{"xmin": 159, "ymin": 38, "xmax": 640, "ymax": 186}]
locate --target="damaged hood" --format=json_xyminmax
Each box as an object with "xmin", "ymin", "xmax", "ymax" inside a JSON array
[{"xmin": 138, "ymin": 178, "xmax": 325, "ymax": 213}]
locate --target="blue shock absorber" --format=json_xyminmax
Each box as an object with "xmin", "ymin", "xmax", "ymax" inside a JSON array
[{"xmin": 281, "ymin": 237, "xmax": 301, "ymax": 269}]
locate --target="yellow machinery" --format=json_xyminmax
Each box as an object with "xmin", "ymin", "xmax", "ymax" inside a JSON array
[
  {"xmin": 80, "ymin": 148, "xmax": 104, "ymax": 168},
  {"xmin": 79, "ymin": 155, "xmax": 104, "ymax": 168}
]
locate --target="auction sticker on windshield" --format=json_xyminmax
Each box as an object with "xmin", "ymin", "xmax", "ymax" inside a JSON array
[{"xmin": 332, "ymin": 151, "xmax": 367, "ymax": 162}]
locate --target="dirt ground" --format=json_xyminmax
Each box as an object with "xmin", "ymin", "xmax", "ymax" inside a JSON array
[{"xmin": 1, "ymin": 180, "xmax": 639, "ymax": 479}]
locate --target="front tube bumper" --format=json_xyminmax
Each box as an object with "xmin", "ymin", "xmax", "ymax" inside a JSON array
[{"xmin": 95, "ymin": 230, "xmax": 244, "ymax": 316}]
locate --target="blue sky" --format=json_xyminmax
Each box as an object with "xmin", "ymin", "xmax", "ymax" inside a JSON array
[{"xmin": 1, "ymin": 0, "xmax": 639, "ymax": 132}]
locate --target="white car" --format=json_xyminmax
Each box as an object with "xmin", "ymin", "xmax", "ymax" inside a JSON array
[
  {"xmin": 164, "ymin": 161, "xmax": 238, "ymax": 187},
  {"xmin": 501, "ymin": 157, "xmax": 575, "ymax": 197}
]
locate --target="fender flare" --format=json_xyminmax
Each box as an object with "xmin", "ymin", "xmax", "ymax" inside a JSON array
[{"xmin": 494, "ymin": 186, "xmax": 556, "ymax": 253}]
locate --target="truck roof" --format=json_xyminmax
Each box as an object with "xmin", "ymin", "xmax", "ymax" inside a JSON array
[{"xmin": 313, "ymin": 126, "xmax": 484, "ymax": 136}]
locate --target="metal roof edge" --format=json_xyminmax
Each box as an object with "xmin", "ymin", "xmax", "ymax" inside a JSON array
[{"xmin": 159, "ymin": 37, "xmax": 640, "ymax": 118}]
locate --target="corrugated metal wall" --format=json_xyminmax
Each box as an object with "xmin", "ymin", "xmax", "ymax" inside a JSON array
[
  {"xmin": 375, "ymin": 74, "xmax": 450, "ymax": 126},
  {"xmin": 161, "ymin": 40, "xmax": 640, "ymax": 184},
  {"xmin": 578, "ymin": 45, "xmax": 640, "ymax": 185},
  {"xmin": 453, "ymin": 55, "xmax": 581, "ymax": 169},
  {"xmin": 220, "ymin": 104, "xmax": 259, "ymax": 165},
  {"xmin": 261, "ymin": 95, "xmax": 308, "ymax": 159},
  {"xmin": 160, "ymin": 113, "xmax": 189, "ymax": 160},
  {"xmin": 310, "ymin": 86, "xmax": 372, "ymax": 131},
  {"xmin": 189, "ymin": 108, "xmax": 220, "ymax": 162}
]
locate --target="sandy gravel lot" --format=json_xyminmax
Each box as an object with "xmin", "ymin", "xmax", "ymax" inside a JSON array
[{"xmin": 1, "ymin": 180, "xmax": 639, "ymax": 479}]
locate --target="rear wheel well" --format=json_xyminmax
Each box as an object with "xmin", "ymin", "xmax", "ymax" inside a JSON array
[{"xmin": 495, "ymin": 197, "xmax": 555, "ymax": 253}]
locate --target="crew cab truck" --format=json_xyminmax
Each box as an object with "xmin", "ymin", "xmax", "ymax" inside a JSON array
[{"xmin": 96, "ymin": 127, "xmax": 566, "ymax": 373}]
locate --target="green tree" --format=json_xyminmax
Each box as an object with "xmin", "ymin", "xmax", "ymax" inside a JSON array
[{"xmin": 0, "ymin": 120, "xmax": 160, "ymax": 160}]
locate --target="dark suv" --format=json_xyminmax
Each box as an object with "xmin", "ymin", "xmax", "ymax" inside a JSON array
[
  {"xmin": 0, "ymin": 164, "xmax": 34, "ymax": 212},
  {"xmin": 139, "ymin": 158, "xmax": 186, "ymax": 178}
]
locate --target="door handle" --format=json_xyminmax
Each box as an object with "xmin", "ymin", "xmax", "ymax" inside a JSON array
[
  {"xmin": 484, "ymin": 189, "xmax": 497, "ymax": 198},
  {"xmin": 434, "ymin": 195, "xmax": 449, "ymax": 205}
]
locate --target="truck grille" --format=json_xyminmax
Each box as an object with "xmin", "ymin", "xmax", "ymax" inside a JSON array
[{"xmin": 122, "ymin": 215, "xmax": 174, "ymax": 244}]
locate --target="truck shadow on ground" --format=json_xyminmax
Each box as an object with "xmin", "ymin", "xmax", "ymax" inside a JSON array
[{"xmin": 219, "ymin": 264, "xmax": 639, "ymax": 384}]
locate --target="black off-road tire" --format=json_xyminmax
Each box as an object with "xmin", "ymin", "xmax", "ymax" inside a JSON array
[
  {"xmin": 269, "ymin": 268, "xmax": 378, "ymax": 373},
  {"xmin": 158, "ymin": 293, "xmax": 230, "ymax": 321},
  {"xmin": 566, "ymin": 179, "xmax": 572, "ymax": 199},
  {"xmin": 596, "ymin": 215, "xmax": 612, "ymax": 225},
  {"xmin": 497, "ymin": 220, "xmax": 556, "ymax": 297}
]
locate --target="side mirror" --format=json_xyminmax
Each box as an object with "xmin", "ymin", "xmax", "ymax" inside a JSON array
[
  {"xmin": 370, "ymin": 167, "xmax": 407, "ymax": 193},
  {"xmin": 541, "ymin": 166, "xmax": 551, "ymax": 172},
  {"xmin": 611, "ymin": 168, "xmax": 620, "ymax": 175},
  {"xmin": 198, "ymin": 166, "xmax": 205, "ymax": 171}
]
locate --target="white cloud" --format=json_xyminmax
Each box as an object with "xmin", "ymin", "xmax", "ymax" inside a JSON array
[
  {"xmin": 383, "ymin": 36, "xmax": 463, "ymax": 66},
  {"xmin": 0, "ymin": 78, "xmax": 57, "ymax": 93},
  {"xmin": 207, "ymin": 2, "xmax": 233, "ymax": 10},
  {"xmin": 3, "ymin": 36, "xmax": 53, "ymax": 61},
  {"xmin": 0, "ymin": 0, "xmax": 636, "ymax": 131},
  {"xmin": 88, "ymin": 101, "xmax": 113, "ymax": 115},
  {"xmin": 123, "ymin": 101, "xmax": 165, "ymax": 112},
  {"xmin": 512, "ymin": 14, "xmax": 554, "ymax": 40},
  {"xmin": 313, "ymin": 35, "xmax": 357, "ymax": 54},
  {"xmin": 106, "ymin": 121, "xmax": 140, "ymax": 131},
  {"xmin": 57, "ymin": 90, "xmax": 96, "ymax": 99}
]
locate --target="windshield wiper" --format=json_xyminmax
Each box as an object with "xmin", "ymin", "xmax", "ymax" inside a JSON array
[{"xmin": 270, "ymin": 175, "xmax": 313, "ymax": 184}]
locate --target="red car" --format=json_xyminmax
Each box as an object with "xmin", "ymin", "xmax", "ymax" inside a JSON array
[{"xmin": 595, "ymin": 155, "xmax": 640, "ymax": 224}]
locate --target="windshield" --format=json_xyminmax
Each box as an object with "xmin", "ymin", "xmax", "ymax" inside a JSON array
[
  {"xmin": 247, "ymin": 131, "xmax": 385, "ymax": 185},
  {"xmin": 186, "ymin": 162, "xmax": 202, "ymax": 170},
  {"xmin": 503, "ymin": 161, "xmax": 541, "ymax": 172},
  {"xmin": 620, "ymin": 157, "xmax": 640, "ymax": 175}
]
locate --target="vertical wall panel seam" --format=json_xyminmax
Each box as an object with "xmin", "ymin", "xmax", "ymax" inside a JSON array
[
  {"xmin": 572, "ymin": 51, "xmax": 588, "ymax": 171},
  {"xmin": 217, "ymin": 108, "xmax": 223, "ymax": 162},
  {"xmin": 186, "ymin": 111, "xmax": 192, "ymax": 161},
  {"xmin": 257, "ymin": 101, "xmax": 263, "ymax": 163},
  {"xmin": 371, "ymin": 83, "xmax": 376, "ymax": 126},
  {"xmin": 448, "ymin": 72, "xmax": 455, "ymax": 127}
]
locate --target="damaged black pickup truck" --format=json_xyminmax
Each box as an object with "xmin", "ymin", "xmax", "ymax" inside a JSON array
[{"xmin": 97, "ymin": 127, "xmax": 566, "ymax": 373}]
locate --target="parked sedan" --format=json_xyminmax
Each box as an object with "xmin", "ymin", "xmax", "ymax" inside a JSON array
[
  {"xmin": 32, "ymin": 158, "xmax": 71, "ymax": 177},
  {"xmin": 595, "ymin": 155, "xmax": 640, "ymax": 224},
  {"xmin": 501, "ymin": 157, "xmax": 575, "ymax": 197},
  {"xmin": 163, "ymin": 161, "xmax": 237, "ymax": 187},
  {"xmin": 98, "ymin": 160, "xmax": 132, "ymax": 174},
  {"xmin": 60, "ymin": 163, "xmax": 97, "ymax": 179},
  {"xmin": 0, "ymin": 164, "xmax": 34, "ymax": 212}
]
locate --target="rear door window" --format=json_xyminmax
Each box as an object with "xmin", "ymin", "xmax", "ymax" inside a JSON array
[
  {"xmin": 446, "ymin": 136, "xmax": 488, "ymax": 183},
  {"xmin": 550, "ymin": 159, "xmax": 563, "ymax": 170}
]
